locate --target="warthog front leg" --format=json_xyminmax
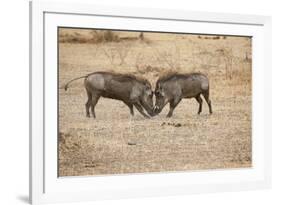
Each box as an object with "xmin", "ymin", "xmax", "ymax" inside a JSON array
[
  {"xmin": 167, "ymin": 98, "xmax": 181, "ymax": 118},
  {"xmin": 123, "ymin": 101, "xmax": 134, "ymax": 116},
  {"xmin": 133, "ymin": 102, "xmax": 150, "ymax": 118}
]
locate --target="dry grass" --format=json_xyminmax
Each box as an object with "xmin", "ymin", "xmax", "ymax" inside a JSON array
[{"xmin": 58, "ymin": 28, "xmax": 252, "ymax": 176}]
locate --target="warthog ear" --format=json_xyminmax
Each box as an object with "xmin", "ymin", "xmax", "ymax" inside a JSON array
[
  {"xmin": 160, "ymin": 90, "xmax": 165, "ymax": 97},
  {"xmin": 158, "ymin": 84, "xmax": 162, "ymax": 90},
  {"xmin": 157, "ymin": 89, "xmax": 165, "ymax": 97}
]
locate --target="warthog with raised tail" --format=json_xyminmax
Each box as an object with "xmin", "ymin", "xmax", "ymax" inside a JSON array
[
  {"xmin": 64, "ymin": 72, "xmax": 154, "ymax": 118},
  {"xmin": 153, "ymin": 73, "xmax": 212, "ymax": 117}
]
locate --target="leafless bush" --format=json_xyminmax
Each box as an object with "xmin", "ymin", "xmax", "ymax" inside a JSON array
[
  {"xmin": 116, "ymin": 43, "xmax": 132, "ymax": 65},
  {"xmin": 216, "ymin": 48, "xmax": 235, "ymax": 79},
  {"xmin": 135, "ymin": 52, "xmax": 145, "ymax": 71},
  {"xmin": 152, "ymin": 42, "xmax": 181, "ymax": 70},
  {"xmin": 134, "ymin": 52, "xmax": 153, "ymax": 73},
  {"xmin": 102, "ymin": 44, "xmax": 117, "ymax": 65},
  {"xmin": 223, "ymin": 49, "xmax": 234, "ymax": 79},
  {"xmin": 134, "ymin": 51, "xmax": 162, "ymax": 75},
  {"xmin": 192, "ymin": 45, "xmax": 219, "ymax": 72},
  {"xmin": 190, "ymin": 44, "xmax": 249, "ymax": 81},
  {"xmin": 102, "ymin": 42, "xmax": 132, "ymax": 66}
]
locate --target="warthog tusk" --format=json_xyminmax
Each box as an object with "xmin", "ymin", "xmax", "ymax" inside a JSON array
[{"xmin": 153, "ymin": 106, "xmax": 159, "ymax": 112}]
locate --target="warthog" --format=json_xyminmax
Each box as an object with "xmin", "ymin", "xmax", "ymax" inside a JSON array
[
  {"xmin": 153, "ymin": 73, "xmax": 212, "ymax": 117},
  {"xmin": 64, "ymin": 72, "xmax": 154, "ymax": 118}
]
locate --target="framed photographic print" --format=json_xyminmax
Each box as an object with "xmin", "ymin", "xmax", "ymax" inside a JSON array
[{"xmin": 29, "ymin": 1, "xmax": 272, "ymax": 204}]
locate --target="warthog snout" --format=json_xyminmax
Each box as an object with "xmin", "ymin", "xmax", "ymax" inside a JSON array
[
  {"xmin": 153, "ymin": 105, "xmax": 162, "ymax": 115},
  {"xmin": 153, "ymin": 105, "xmax": 160, "ymax": 112}
]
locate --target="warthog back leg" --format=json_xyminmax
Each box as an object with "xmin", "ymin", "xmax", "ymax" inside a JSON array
[
  {"xmin": 91, "ymin": 94, "xmax": 100, "ymax": 118},
  {"xmin": 123, "ymin": 101, "xmax": 134, "ymax": 116},
  {"xmin": 167, "ymin": 98, "xmax": 181, "ymax": 118},
  {"xmin": 133, "ymin": 102, "xmax": 150, "ymax": 118},
  {"xmin": 195, "ymin": 95, "xmax": 203, "ymax": 115},
  {"xmin": 85, "ymin": 90, "xmax": 92, "ymax": 117},
  {"xmin": 202, "ymin": 90, "xmax": 212, "ymax": 114}
]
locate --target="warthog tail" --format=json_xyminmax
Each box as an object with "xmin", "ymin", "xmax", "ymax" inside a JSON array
[{"xmin": 64, "ymin": 75, "xmax": 88, "ymax": 91}]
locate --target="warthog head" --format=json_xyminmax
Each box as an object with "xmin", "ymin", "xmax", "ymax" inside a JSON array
[
  {"xmin": 153, "ymin": 84, "xmax": 168, "ymax": 115},
  {"xmin": 140, "ymin": 83, "xmax": 155, "ymax": 116}
]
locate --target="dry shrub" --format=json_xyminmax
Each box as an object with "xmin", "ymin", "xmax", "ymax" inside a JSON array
[
  {"xmin": 59, "ymin": 33, "xmax": 88, "ymax": 44},
  {"xmin": 102, "ymin": 42, "xmax": 132, "ymax": 66},
  {"xmin": 244, "ymin": 52, "xmax": 252, "ymax": 62},
  {"xmin": 139, "ymin": 32, "xmax": 144, "ymax": 40},
  {"xmin": 102, "ymin": 31, "xmax": 119, "ymax": 42},
  {"xmin": 135, "ymin": 65, "xmax": 163, "ymax": 75},
  {"xmin": 59, "ymin": 30, "xmax": 120, "ymax": 44},
  {"xmin": 134, "ymin": 51, "xmax": 163, "ymax": 75},
  {"xmin": 215, "ymin": 47, "xmax": 251, "ymax": 81},
  {"xmin": 135, "ymin": 52, "xmax": 145, "ymax": 71},
  {"xmin": 152, "ymin": 42, "xmax": 181, "ymax": 70},
  {"xmin": 133, "ymin": 41, "xmax": 185, "ymax": 76},
  {"xmin": 218, "ymin": 48, "xmax": 235, "ymax": 79},
  {"xmin": 119, "ymin": 36, "xmax": 139, "ymax": 41},
  {"xmin": 194, "ymin": 47, "xmax": 220, "ymax": 71},
  {"xmin": 198, "ymin": 35, "xmax": 221, "ymax": 40},
  {"xmin": 138, "ymin": 32, "xmax": 152, "ymax": 44},
  {"xmin": 198, "ymin": 35, "xmax": 227, "ymax": 40},
  {"xmin": 116, "ymin": 42, "xmax": 132, "ymax": 65},
  {"xmin": 228, "ymin": 61, "xmax": 252, "ymax": 85},
  {"xmin": 188, "ymin": 43, "xmax": 251, "ymax": 86},
  {"xmin": 101, "ymin": 44, "xmax": 117, "ymax": 65}
]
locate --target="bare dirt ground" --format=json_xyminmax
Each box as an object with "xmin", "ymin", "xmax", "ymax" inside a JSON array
[{"xmin": 58, "ymin": 29, "xmax": 252, "ymax": 176}]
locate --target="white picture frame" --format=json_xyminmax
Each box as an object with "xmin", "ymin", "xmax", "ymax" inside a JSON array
[{"xmin": 29, "ymin": 1, "xmax": 272, "ymax": 204}]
